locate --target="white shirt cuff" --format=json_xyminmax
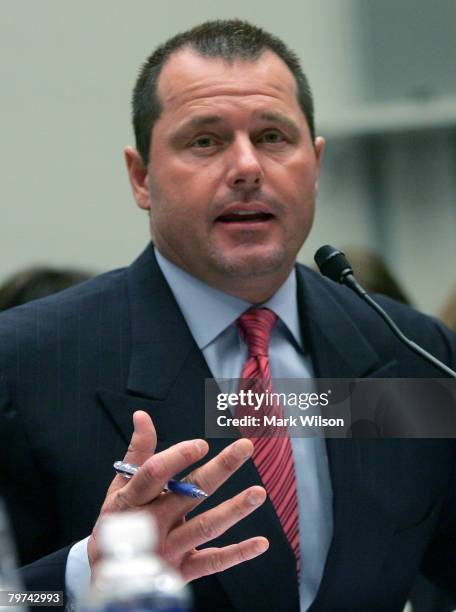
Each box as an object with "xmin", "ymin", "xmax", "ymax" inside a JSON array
[{"xmin": 65, "ymin": 536, "xmax": 91, "ymax": 605}]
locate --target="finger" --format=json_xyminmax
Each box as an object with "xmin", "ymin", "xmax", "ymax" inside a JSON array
[
  {"xmin": 125, "ymin": 411, "xmax": 157, "ymax": 465},
  {"xmin": 115, "ymin": 438, "xmax": 209, "ymax": 507},
  {"xmin": 167, "ymin": 486, "xmax": 266, "ymax": 553},
  {"xmin": 181, "ymin": 537, "xmax": 269, "ymax": 582},
  {"xmin": 189, "ymin": 438, "xmax": 254, "ymax": 495},
  {"xmin": 155, "ymin": 438, "xmax": 254, "ymax": 515},
  {"xmin": 108, "ymin": 411, "xmax": 157, "ymax": 493}
]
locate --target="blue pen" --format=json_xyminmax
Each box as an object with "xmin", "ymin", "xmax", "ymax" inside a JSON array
[{"xmin": 113, "ymin": 460, "xmax": 208, "ymax": 500}]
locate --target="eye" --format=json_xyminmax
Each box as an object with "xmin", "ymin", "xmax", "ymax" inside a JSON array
[
  {"xmin": 258, "ymin": 129, "xmax": 286, "ymax": 144},
  {"xmin": 190, "ymin": 135, "xmax": 217, "ymax": 148}
]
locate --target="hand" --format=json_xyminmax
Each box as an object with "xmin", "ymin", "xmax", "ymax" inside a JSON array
[{"xmin": 88, "ymin": 411, "xmax": 268, "ymax": 581}]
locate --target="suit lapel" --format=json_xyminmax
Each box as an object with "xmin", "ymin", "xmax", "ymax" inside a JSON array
[
  {"xmin": 97, "ymin": 244, "xmax": 215, "ymax": 446},
  {"xmin": 296, "ymin": 268, "xmax": 400, "ymax": 608},
  {"xmin": 97, "ymin": 245, "xmax": 298, "ymax": 611},
  {"xmin": 125, "ymin": 243, "xmax": 196, "ymax": 400},
  {"xmin": 296, "ymin": 266, "xmax": 384, "ymax": 378}
]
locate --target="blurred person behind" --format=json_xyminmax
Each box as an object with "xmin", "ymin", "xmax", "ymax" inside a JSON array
[
  {"xmin": 439, "ymin": 288, "xmax": 456, "ymax": 334},
  {"xmin": 339, "ymin": 247, "xmax": 412, "ymax": 306},
  {"xmin": 0, "ymin": 266, "xmax": 93, "ymax": 311}
]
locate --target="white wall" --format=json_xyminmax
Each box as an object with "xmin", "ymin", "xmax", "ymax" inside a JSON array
[
  {"xmin": 1, "ymin": 0, "xmax": 455, "ymax": 315},
  {"xmin": 0, "ymin": 0, "xmax": 366, "ymax": 273}
]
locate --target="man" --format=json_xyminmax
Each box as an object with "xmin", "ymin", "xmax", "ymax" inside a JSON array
[{"xmin": 1, "ymin": 19, "xmax": 455, "ymax": 612}]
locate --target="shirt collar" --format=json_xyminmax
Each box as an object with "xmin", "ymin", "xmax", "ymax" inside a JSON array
[{"xmin": 154, "ymin": 247, "xmax": 303, "ymax": 351}]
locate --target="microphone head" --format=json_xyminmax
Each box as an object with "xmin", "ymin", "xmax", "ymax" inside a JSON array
[{"xmin": 314, "ymin": 245, "xmax": 353, "ymax": 284}]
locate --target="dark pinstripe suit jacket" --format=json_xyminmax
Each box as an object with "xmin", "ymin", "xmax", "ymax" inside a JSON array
[{"xmin": 1, "ymin": 243, "xmax": 455, "ymax": 611}]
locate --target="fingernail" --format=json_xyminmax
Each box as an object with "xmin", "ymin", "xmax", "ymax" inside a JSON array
[
  {"xmin": 255, "ymin": 539, "xmax": 269, "ymax": 553},
  {"xmin": 246, "ymin": 490, "xmax": 263, "ymax": 506},
  {"xmin": 194, "ymin": 440, "xmax": 206, "ymax": 453},
  {"xmin": 233, "ymin": 440, "xmax": 253, "ymax": 460}
]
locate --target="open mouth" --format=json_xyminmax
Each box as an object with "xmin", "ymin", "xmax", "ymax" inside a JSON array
[{"xmin": 216, "ymin": 211, "xmax": 275, "ymax": 223}]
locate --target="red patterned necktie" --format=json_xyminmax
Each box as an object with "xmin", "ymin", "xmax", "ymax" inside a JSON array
[{"xmin": 237, "ymin": 307, "xmax": 300, "ymax": 577}]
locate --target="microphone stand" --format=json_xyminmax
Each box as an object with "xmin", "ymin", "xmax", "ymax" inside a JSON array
[{"xmin": 314, "ymin": 245, "xmax": 456, "ymax": 379}]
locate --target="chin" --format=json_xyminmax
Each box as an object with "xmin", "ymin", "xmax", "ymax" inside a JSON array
[{"xmin": 208, "ymin": 245, "xmax": 291, "ymax": 279}]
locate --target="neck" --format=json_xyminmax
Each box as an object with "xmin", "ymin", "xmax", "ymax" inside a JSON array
[{"xmin": 210, "ymin": 271, "xmax": 291, "ymax": 304}]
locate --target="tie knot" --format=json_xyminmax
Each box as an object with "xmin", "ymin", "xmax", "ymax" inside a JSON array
[{"xmin": 237, "ymin": 308, "xmax": 278, "ymax": 357}]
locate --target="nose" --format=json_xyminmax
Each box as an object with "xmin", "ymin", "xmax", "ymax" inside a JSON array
[{"xmin": 226, "ymin": 135, "xmax": 263, "ymax": 194}]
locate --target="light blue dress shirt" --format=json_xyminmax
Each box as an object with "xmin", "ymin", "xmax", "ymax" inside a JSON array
[
  {"xmin": 155, "ymin": 250, "xmax": 333, "ymax": 610},
  {"xmin": 66, "ymin": 249, "xmax": 333, "ymax": 611}
]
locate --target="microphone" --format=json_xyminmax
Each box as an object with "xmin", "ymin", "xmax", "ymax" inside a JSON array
[{"xmin": 314, "ymin": 245, "xmax": 456, "ymax": 378}]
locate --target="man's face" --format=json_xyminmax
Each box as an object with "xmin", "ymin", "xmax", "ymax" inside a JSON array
[{"xmin": 126, "ymin": 48, "xmax": 324, "ymax": 298}]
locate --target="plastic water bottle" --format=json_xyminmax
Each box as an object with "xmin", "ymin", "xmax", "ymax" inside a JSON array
[
  {"xmin": 82, "ymin": 511, "xmax": 192, "ymax": 612},
  {"xmin": 0, "ymin": 498, "xmax": 27, "ymax": 612}
]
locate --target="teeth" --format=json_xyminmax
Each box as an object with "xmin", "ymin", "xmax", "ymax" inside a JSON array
[{"xmin": 232, "ymin": 210, "xmax": 261, "ymax": 215}]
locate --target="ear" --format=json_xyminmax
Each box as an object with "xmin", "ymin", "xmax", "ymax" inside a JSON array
[
  {"xmin": 124, "ymin": 146, "xmax": 151, "ymax": 211},
  {"xmin": 313, "ymin": 136, "xmax": 325, "ymax": 193}
]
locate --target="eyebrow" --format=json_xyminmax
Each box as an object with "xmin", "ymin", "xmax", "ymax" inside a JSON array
[
  {"xmin": 170, "ymin": 110, "xmax": 301, "ymax": 142},
  {"xmin": 253, "ymin": 111, "xmax": 301, "ymax": 137},
  {"xmin": 170, "ymin": 115, "xmax": 224, "ymax": 141}
]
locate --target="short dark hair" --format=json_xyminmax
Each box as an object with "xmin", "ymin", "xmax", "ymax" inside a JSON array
[
  {"xmin": 132, "ymin": 19, "xmax": 315, "ymax": 164},
  {"xmin": 0, "ymin": 267, "xmax": 93, "ymax": 311}
]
